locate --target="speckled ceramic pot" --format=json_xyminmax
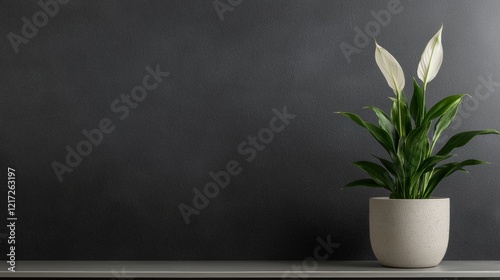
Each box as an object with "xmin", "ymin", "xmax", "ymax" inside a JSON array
[{"xmin": 369, "ymin": 197, "xmax": 450, "ymax": 268}]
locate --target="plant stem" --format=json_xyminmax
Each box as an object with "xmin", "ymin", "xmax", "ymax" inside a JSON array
[
  {"xmin": 397, "ymin": 90, "xmax": 403, "ymax": 137},
  {"xmin": 421, "ymin": 84, "xmax": 432, "ymax": 197}
]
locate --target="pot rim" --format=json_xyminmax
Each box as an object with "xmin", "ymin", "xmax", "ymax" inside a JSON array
[{"xmin": 370, "ymin": 197, "xmax": 449, "ymax": 200}]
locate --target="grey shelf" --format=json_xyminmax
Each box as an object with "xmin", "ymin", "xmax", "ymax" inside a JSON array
[{"xmin": 1, "ymin": 261, "xmax": 499, "ymax": 278}]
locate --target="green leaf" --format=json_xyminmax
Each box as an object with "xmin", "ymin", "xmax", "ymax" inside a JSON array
[
  {"xmin": 424, "ymin": 159, "xmax": 489, "ymax": 197},
  {"xmin": 365, "ymin": 106, "xmax": 395, "ymax": 142},
  {"xmin": 342, "ymin": 179, "xmax": 381, "ymax": 189},
  {"xmin": 389, "ymin": 97, "xmax": 412, "ymax": 136},
  {"xmin": 416, "ymin": 154, "xmax": 455, "ymax": 174},
  {"xmin": 404, "ymin": 122, "xmax": 430, "ymax": 173},
  {"xmin": 410, "ymin": 79, "xmax": 425, "ymax": 126},
  {"xmin": 371, "ymin": 154, "xmax": 399, "ymax": 176},
  {"xmin": 352, "ymin": 161, "xmax": 394, "ymax": 191},
  {"xmin": 336, "ymin": 112, "xmax": 395, "ymax": 155},
  {"xmin": 390, "ymin": 192, "xmax": 400, "ymax": 199},
  {"xmin": 436, "ymin": 129, "xmax": 500, "ymax": 156},
  {"xmin": 400, "ymin": 90, "xmax": 409, "ymax": 105},
  {"xmin": 406, "ymin": 121, "xmax": 431, "ymax": 149},
  {"xmin": 390, "ymin": 97, "xmax": 400, "ymax": 134},
  {"xmin": 431, "ymin": 98, "xmax": 462, "ymax": 147},
  {"xmin": 396, "ymin": 136, "xmax": 406, "ymax": 160},
  {"xmin": 403, "ymin": 101, "xmax": 413, "ymax": 134},
  {"xmin": 423, "ymin": 94, "xmax": 465, "ymax": 123}
]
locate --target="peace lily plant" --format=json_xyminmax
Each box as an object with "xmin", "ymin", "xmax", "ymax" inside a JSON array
[{"xmin": 337, "ymin": 26, "xmax": 500, "ymax": 199}]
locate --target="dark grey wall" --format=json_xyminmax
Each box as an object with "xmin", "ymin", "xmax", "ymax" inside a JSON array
[{"xmin": 0, "ymin": 0, "xmax": 499, "ymax": 261}]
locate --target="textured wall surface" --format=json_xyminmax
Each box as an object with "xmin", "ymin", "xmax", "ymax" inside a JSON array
[{"xmin": 0, "ymin": 0, "xmax": 499, "ymax": 260}]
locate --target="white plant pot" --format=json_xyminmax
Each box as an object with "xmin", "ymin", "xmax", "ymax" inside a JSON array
[{"xmin": 369, "ymin": 197, "xmax": 450, "ymax": 268}]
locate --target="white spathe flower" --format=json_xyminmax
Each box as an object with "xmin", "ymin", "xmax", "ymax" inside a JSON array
[
  {"xmin": 375, "ymin": 42, "xmax": 405, "ymax": 94},
  {"xmin": 417, "ymin": 25, "xmax": 444, "ymax": 85}
]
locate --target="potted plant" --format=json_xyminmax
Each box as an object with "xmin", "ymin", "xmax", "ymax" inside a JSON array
[{"xmin": 337, "ymin": 26, "xmax": 500, "ymax": 268}]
